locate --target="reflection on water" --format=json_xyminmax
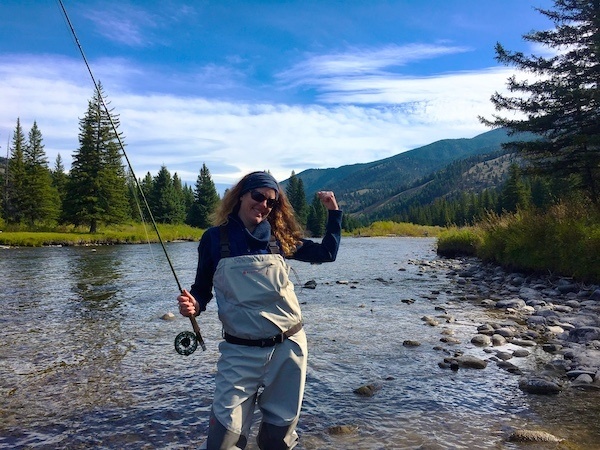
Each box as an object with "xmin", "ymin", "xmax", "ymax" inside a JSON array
[{"xmin": 0, "ymin": 238, "xmax": 599, "ymax": 449}]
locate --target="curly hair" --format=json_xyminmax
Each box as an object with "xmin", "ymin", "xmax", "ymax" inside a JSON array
[{"xmin": 211, "ymin": 172, "xmax": 304, "ymax": 256}]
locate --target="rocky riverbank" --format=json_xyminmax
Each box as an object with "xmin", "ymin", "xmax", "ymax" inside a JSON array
[
  {"xmin": 414, "ymin": 256, "xmax": 600, "ymax": 444},
  {"xmin": 332, "ymin": 254, "xmax": 600, "ymax": 445},
  {"xmin": 436, "ymin": 256, "xmax": 600, "ymax": 388}
]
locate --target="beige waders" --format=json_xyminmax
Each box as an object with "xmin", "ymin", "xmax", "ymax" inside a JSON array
[{"xmin": 206, "ymin": 253, "xmax": 307, "ymax": 450}]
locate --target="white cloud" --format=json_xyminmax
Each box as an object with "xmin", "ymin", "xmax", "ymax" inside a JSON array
[
  {"xmin": 0, "ymin": 53, "xmax": 519, "ymax": 189},
  {"xmin": 278, "ymin": 43, "xmax": 471, "ymax": 86}
]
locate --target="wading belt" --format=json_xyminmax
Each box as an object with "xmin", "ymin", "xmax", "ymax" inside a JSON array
[
  {"xmin": 219, "ymin": 224, "xmax": 303, "ymax": 347},
  {"xmin": 223, "ymin": 322, "xmax": 303, "ymax": 347}
]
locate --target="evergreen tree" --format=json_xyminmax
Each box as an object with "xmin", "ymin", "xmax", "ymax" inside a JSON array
[
  {"xmin": 306, "ymin": 193, "xmax": 327, "ymax": 237},
  {"xmin": 100, "ymin": 123, "xmax": 130, "ymax": 225},
  {"xmin": 151, "ymin": 165, "xmax": 185, "ymax": 223},
  {"xmin": 51, "ymin": 154, "xmax": 69, "ymax": 216},
  {"xmin": 500, "ymin": 164, "xmax": 530, "ymax": 213},
  {"xmin": 64, "ymin": 84, "xmax": 129, "ymax": 232},
  {"xmin": 22, "ymin": 121, "xmax": 59, "ymax": 226},
  {"xmin": 182, "ymin": 184, "xmax": 195, "ymax": 215},
  {"xmin": 481, "ymin": 0, "xmax": 600, "ymax": 209},
  {"xmin": 4, "ymin": 119, "xmax": 27, "ymax": 224},
  {"xmin": 285, "ymin": 171, "xmax": 308, "ymax": 226},
  {"xmin": 188, "ymin": 163, "xmax": 220, "ymax": 228}
]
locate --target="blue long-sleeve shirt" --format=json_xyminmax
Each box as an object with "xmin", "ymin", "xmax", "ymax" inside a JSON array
[{"xmin": 190, "ymin": 210, "xmax": 342, "ymax": 312}]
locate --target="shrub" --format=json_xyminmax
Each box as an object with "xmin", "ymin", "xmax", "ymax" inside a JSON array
[{"xmin": 437, "ymin": 227, "xmax": 483, "ymax": 257}]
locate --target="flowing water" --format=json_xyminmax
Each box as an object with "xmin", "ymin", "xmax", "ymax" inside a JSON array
[{"xmin": 1, "ymin": 237, "xmax": 598, "ymax": 449}]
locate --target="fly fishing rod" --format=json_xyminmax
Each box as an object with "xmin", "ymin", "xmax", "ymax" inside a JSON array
[{"xmin": 58, "ymin": 0, "xmax": 205, "ymax": 355}]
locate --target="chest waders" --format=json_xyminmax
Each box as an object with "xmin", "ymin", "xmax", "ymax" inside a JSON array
[{"xmin": 205, "ymin": 226, "xmax": 307, "ymax": 450}]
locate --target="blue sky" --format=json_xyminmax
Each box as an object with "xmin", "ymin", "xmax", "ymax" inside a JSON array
[{"xmin": 0, "ymin": 0, "xmax": 554, "ymax": 190}]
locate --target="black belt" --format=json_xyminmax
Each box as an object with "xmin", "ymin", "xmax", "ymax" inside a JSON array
[{"xmin": 223, "ymin": 322, "xmax": 303, "ymax": 347}]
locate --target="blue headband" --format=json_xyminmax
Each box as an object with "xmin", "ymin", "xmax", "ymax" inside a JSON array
[{"xmin": 241, "ymin": 172, "xmax": 280, "ymax": 199}]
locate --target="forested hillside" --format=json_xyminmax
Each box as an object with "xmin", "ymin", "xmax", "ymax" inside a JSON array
[{"xmin": 282, "ymin": 128, "xmax": 536, "ymax": 224}]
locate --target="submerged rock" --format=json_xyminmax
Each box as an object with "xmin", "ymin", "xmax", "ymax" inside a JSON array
[
  {"xmin": 353, "ymin": 384, "xmax": 381, "ymax": 397},
  {"xmin": 303, "ymin": 280, "xmax": 317, "ymax": 289},
  {"xmin": 508, "ymin": 428, "xmax": 563, "ymax": 443},
  {"xmin": 328, "ymin": 424, "xmax": 358, "ymax": 435},
  {"xmin": 518, "ymin": 377, "xmax": 562, "ymax": 395}
]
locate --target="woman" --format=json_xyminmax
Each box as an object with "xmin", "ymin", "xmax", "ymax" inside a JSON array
[{"xmin": 177, "ymin": 171, "xmax": 341, "ymax": 450}]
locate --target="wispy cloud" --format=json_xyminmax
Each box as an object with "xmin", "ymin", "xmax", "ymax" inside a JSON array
[
  {"xmin": 277, "ymin": 43, "xmax": 471, "ymax": 87},
  {"xmin": 82, "ymin": 4, "xmax": 161, "ymax": 47},
  {"xmin": 0, "ymin": 50, "xmax": 514, "ymax": 188}
]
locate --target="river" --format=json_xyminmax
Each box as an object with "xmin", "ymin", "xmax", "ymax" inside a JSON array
[{"xmin": 1, "ymin": 237, "xmax": 598, "ymax": 449}]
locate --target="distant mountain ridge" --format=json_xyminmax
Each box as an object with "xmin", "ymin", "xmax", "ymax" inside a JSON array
[{"xmin": 281, "ymin": 127, "xmax": 534, "ymax": 218}]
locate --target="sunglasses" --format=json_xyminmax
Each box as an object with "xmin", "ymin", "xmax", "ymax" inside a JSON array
[{"xmin": 250, "ymin": 190, "xmax": 278, "ymax": 208}]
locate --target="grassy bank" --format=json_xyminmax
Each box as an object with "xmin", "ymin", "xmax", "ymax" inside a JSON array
[
  {"xmin": 0, "ymin": 220, "xmax": 442, "ymax": 247},
  {"xmin": 437, "ymin": 203, "xmax": 600, "ymax": 283},
  {"xmin": 0, "ymin": 223, "xmax": 205, "ymax": 247},
  {"xmin": 351, "ymin": 220, "xmax": 444, "ymax": 238}
]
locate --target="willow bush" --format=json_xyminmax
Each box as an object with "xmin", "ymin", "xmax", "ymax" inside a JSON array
[
  {"xmin": 354, "ymin": 220, "xmax": 443, "ymax": 237},
  {"xmin": 436, "ymin": 227, "xmax": 483, "ymax": 257},
  {"xmin": 477, "ymin": 203, "xmax": 600, "ymax": 282}
]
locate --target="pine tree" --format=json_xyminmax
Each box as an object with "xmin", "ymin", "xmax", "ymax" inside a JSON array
[
  {"xmin": 151, "ymin": 165, "xmax": 185, "ymax": 224},
  {"xmin": 22, "ymin": 121, "xmax": 59, "ymax": 226},
  {"xmin": 100, "ymin": 124, "xmax": 130, "ymax": 225},
  {"xmin": 51, "ymin": 154, "xmax": 68, "ymax": 214},
  {"xmin": 481, "ymin": 0, "xmax": 600, "ymax": 209},
  {"xmin": 500, "ymin": 164, "xmax": 530, "ymax": 213},
  {"xmin": 4, "ymin": 119, "xmax": 28, "ymax": 224},
  {"xmin": 285, "ymin": 171, "xmax": 308, "ymax": 226},
  {"xmin": 64, "ymin": 84, "xmax": 130, "ymax": 232},
  {"xmin": 306, "ymin": 193, "xmax": 327, "ymax": 237},
  {"xmin": 188, "ymin": 163, "xmax": 220, "ymax": 228}
]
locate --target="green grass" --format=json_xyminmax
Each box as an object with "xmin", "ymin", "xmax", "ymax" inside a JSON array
[
  {"xmin": 352, "ymin": 220, "xmax": 444, "ymax": 237},
  {"xmin": 436, "ymin": 227, "xmax": 483, "ymax": 257},
  {"xmin": 0, "ymin": 223, "xmax": 205, "ymax": 247},
  {"xmin": 437, "ymin": 203, "xmax": 600, "ymax": 283}
]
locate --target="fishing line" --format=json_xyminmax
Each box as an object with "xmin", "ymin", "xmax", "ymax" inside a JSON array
[{"xmin": 57, "ymin": 0, "xmax": 205, "ymax": 354}]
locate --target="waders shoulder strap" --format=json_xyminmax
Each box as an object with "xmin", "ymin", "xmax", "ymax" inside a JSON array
[
  {"xmin": 219, "ymin": 224, "xmax": 280, "ymax": 256},
  {"xmin": 219, "ymin": 225, "xmax": 230, "ymax": 258}
]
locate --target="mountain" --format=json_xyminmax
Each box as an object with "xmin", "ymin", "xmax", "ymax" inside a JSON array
[{"xmin": 281, "ymin": 127, "xmax": 535, "ymax": 218}]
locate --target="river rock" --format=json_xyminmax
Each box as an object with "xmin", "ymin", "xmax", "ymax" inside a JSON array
[
  {"xmin": 477, "ymin": 323, "xmax": 495, "ymax": 335},
  {"xmin": 403, "ymin": 340, "xmax": 421, "ymax": 347},
  {"xmin": 471, "ymin": 335, "xmax": 491, "ymax": 346},
  {"xmin": 303, "ymin": 280, "xmax": 317, "ymax": 289},
  {"xmin": 494, "ymin": 351, "xmax": 513, "ymax": 361},
  {"xmin": 353, "ymin": 384, "xmax": 380, "ymax": 397},
  {"xmin": 491, "ymin": 334, "xmax": 507, "ymax": 346},
  {"xmin": 440, "ymin": 336, "xmax": 461, "ymax": 344},
  {"xmin": 508, "ymin": 428, "xmax": 563, "ymax": 443},
  {"xmin": 328, "ymin": 424, "xmax": 358, "ymax": 435},
  {"xmin": 518, "ymin": 377, "xmax": 562, "ymax": 394},
  {"xmin": 568, "ymin": 326, "xmax": 600, "ymax": 343},
  {"xmin": 495, "ymin": 298, "xmax": 526, "ymax": 310},
  {"xmin": 510, "ymin": 338, "xmax": 536, "ymax": 347},
  {"xmin": 161, "ymin": 312, "xmax": 176, "ymax": 321},
  {"xmin": 495, "ymin": 327, "xmax": 516, "ymax": 338},
  {"xmin": 421, "ymin": 316, "xmax": 439, "ymax": 326},
  {"xmin": 448, "ymin": 355, "xmax": 488, "ymax": 369}
]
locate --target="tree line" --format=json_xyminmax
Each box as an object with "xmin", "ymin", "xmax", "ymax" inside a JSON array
[{"xmin": 0, "ymin": 84, "xmax": 332, "ymax": 236}]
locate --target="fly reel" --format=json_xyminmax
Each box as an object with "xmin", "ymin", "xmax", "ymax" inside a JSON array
[
  {"xmin": 174, "ymin": 331, "xmax": 198, "ymax": 356},
  {"xmin": 175, "ymin": 315, "xmax": 207, "ymax": 355}
]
